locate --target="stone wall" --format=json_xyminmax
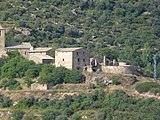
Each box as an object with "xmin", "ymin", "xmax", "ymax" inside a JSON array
[
  {"xmin": 29, "ymin": 54, "xmax": 43, "ymax": 64},
  {"xmin": 55, "ymin": 51, "xmax": 73, "ymax": 69},
  {"xmin": 101, "ymin": 65, "xmax": 136, "ymax": 74},
  {"xmin": 0, "ymin": 29, "xmax": 5, "ymax": 48},
  {"xmin": 55, "ymin": 48, "xmax": 89, "ymax": 70},
  {"xmin": 31, "ymin": 83, "xmax": 53, "ymax": 90},
  {"xmin": 72, "ymin": 49, "xmax": 90, "ymax": 70}
]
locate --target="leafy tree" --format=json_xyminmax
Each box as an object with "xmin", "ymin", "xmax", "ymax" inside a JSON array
[{"xmin": 64, "ymin": 69, "xmax": 84, "ymax": 83}]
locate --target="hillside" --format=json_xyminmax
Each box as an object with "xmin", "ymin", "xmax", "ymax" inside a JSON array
[
  {"xmin": 0, "ymin": 0, "xmax": 160, "ymax": 77},
  {"xmin": 0, "ymin": 1, "xmax": 160, "ymax": 119},
  {"xmin": 0, "ymin": 52, "xmax": 160, "ymax": 120}
]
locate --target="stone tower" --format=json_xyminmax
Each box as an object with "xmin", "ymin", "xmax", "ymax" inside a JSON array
[{"xmin": 0, "ymin": 25, "xmax": 5, "ymax": 48}]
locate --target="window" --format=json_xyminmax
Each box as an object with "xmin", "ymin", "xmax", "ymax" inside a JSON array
[
  {"xmin": 83, "ymin": 52, "xmax": 85, "ymax": 54},
  {"xmin": 83, "ymin": 59, "xmax": 85, "ymax": 62},
  {"xmin": 77, "ymin": 52, "xmax": 79, "ymax": 55},
  {"xmin": 62, "ymin": 59, "xmax": 64, "ymax": 61},
  {"xmin": 77, "ymin": 58, "xmax": 80, "ymax": 62}
]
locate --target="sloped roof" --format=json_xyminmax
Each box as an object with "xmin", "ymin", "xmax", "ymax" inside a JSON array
[
  {"xmin": 30, "ymin": 54, "xmax": 54, "ymax": 60},
  {"xmin": 6, "ymin": 42, "xmax": 32, "ymax": 49},
  {"xmin": 56, "ymin": 47, "xmax": 83, "ymax": 52},
  {"xmin": 29, "ymin": 47, "xmax": 52, "ymax": 52}
]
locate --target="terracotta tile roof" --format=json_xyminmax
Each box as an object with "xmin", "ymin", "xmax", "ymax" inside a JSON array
[{"xmin": 56, "ymin": 47, "xmax": 83, "ymax": 52}]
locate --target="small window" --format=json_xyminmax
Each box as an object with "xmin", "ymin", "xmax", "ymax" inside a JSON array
[
  {"xmin": 83, "ymin": 52, "xmax": 85, "ymax": 54},
  {"xmin": 62, "ymin": 59, "xmax": 64, "ymax": 61},
  {"xmin": 83, "ymin": 59, "xmax": 85, "ymax": 62},
  {"xmin": 77, "ymin": 52, "xmax": 79, "ymax": 55},
  {"xmin": 77, "ymin": 58, "xmax": 80, "ymax": 62}
]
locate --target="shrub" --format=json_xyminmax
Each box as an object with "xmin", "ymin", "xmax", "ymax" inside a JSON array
[
  {"xmin": 14, "ymin": 96, "xmax": 36, "ymax": 109},
  {"xmin": 111, "ymin": 76, "xmax": 121, "ymax": 85},
  {"xmin": 112, "ymin": 79, "xmax": 121, "ymax": 85},
  {"xmin": 24, "ymin": 78, "xmax": 33, "ymax": 87},
  {"xmin": 0, "ymin": 94, "xmax": 12, "ymax": 108},
  {"xmin": 0, "ymin": 78, "xmax": 21, "ymax": 90},
  {"xmin": 23, "ymin": 114, "xmax": 36, "ymax": 120},
  {"xmin": 135, "ymin": 82, "xmax": 160, "ymax": 93},
  {"xmin": 12, "ymin": 110, "xmax": 24, "ymax": 120},
  {"xmin": 42, "ymin": 109, "xmax": 61, "ymax": 120},
  {"xmin": 88, "ymin": 83, "xmax": 96, "ymax": 89},
  {"xmin": 55, "ymin": 115, "xmax": 68, "ymax": 120},
  {"xmin": 36, "ymin": 98, "xmax": 49, "ymax": 108},
  {"xmin": 150, "ymin": 88, "xmax": 160, "ymax": 95}
]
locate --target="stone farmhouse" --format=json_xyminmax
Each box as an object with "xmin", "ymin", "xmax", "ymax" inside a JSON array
[
  {"xmin": 0, "ymin": 25, "xmax": 54, "ymax": 64},
  {"xmin": 0, "ymin": 25, "xmax": 136, "ymax": 75},
  {"xmin": 55, "ymin": 47, "xmax": 90, "ymax": 70}
]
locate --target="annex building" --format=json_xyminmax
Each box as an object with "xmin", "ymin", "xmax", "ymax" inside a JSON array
[{"xmin": 0, "ymin": 25, "xmax": 54, "ymax": 64}]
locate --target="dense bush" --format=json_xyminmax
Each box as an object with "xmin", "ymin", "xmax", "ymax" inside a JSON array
[
  {"xmin": 0, "ymin": 78, "xmax": 21, "ymax": 90},
  {"xmin": 135, "ymin": 82, "xmax": 160, "ymax": 93},
  {"xmin": 12, "ymin": 110, "xmax": 24, "ymax": 120},
  {"xmin": 23, "ymin": 114, "xmax": 36, "ymax": 120},
  {"xmin": 38, "ymin": 66, "xmax": 84, "ymax": 84},
  {"xmin": 8, "ymin": 90, "xmax": 160, "ymax": 119},
  {"xmin": 0, "ymin": 94, "xmax": 12, "ymax": 108},
  {"xmin": 14, "ymin": 96, "xmax": 36, "ymax": 109},
  {"xmin": 0, "ymin": 51, "xmax": 35, "ymax": 79},
  {"xmin": 42, "ymin": 109, "xmax": 62, "ymax": 120},
  {"xmin": 0, "ymin": 52, "xmax": 84, "ymax": 87}
]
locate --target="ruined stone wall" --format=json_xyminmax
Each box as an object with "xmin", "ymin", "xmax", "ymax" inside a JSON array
[
  {"xmin": 31, "ymin": 83, "xmax": 53, "ymax": 90},
  {"xmin": 0, "ymin": 29, "xmax": 5, "ymax": 48},
  {"xmin": 101, "ymin": 65, "xmax": 136, "ymax": 74}
]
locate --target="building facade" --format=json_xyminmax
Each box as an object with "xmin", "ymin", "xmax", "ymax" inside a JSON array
[
  {"xmin": 55, "ymin": 47, "xmax": 90, "ymax": 70},
  {"xmin": 0, "ymin": 25, "xmax": 54, "ymax": 64},
  {"xmin": 0, "ymin": 25, "xmax": 5, "ymax": 48}
]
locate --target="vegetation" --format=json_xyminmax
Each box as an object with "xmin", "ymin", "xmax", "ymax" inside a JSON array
[
  {"xmin": 0, "ymin": 78, "xmax": 21, "ymax": 90},
  {"xmin": 0, "ymin": 90, "xmax": 159, "ymax": 119},
  {"xmin": 0, "ymin": 94, "xmax": 12, "ymax": 108},
  {"xmin": 0, "ymin": 51, "xmax": 84, "ymax": 88},
  {"xmin": 12, "ymin": 110, "xmax": 24, "ymax": 120},
  {"xmin": 38, "ymin": 65, "xmax": 84, "ymax": 84},
  {"xmin": 0, "ymin": 0, "xmax": 159, "ymax": 77},
  {"xmin": 0, "ymin": 1, "xmax": 160, "ymax": 119},
  {"xmin": 135, "ymin": 82, "xmax": 160, "ymax": 95}
]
